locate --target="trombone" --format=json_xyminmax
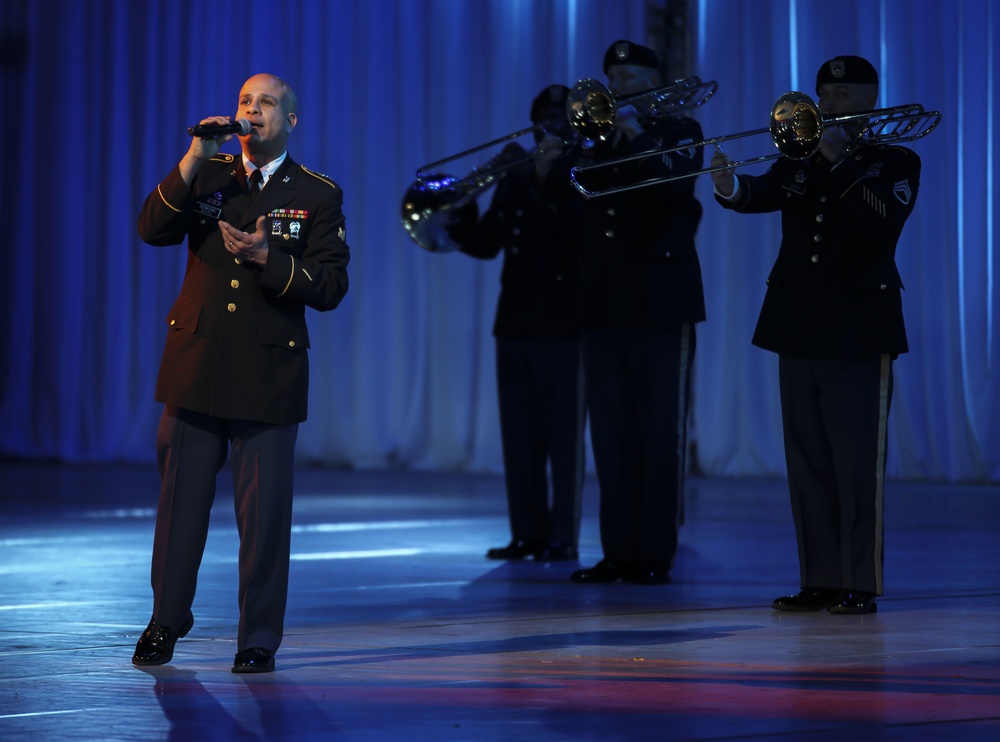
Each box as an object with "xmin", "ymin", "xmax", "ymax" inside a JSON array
[
  {"xmin": 570, "ymin": 91, "xmax": 942, "ymax": 197},
  {"xmin": 403, "ymin": 109, "xmax": 574, "ymax": 253},
  {"xmin": 566, "ymin": 76, "xmax": 718, "ymax": 142},
  {"xmin": 402, "ymin": 76, "xmax": 719, "ymax": 252},
  {"xmin": 412, "ymin": 76, "xmax": 717, "ymax": 187},
  {"xmin": 401, "ymin": 142, "xmax": 532, "ymax": 253}
]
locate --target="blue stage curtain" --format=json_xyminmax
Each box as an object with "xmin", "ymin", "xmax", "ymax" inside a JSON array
[{"xmin": 0, "ymin": 0, "xmax": 997, "ymax": 482}]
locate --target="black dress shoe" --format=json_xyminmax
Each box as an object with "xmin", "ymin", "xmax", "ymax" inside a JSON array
[
  {"xmin": 772, "ymin": 587, "xmax": 842, "ymax": 612},
  {"xmin": 623, "ymin": 565, "xmax": 671, "ymax": 585},
  {"xmin": 571, "ymin": 559, "xmax": 626, "ymax": 583},
  {"xmin": 534, "ymin": 543, "xmax": 579, "ymax": 562},
  {"xmin": 486, "ymin": 540, "xmax": 545, "ymax": 560},
  {"xmin": 233, "ymin": 647, "xmax": 275, "ymax": 674},
  {"xmin": 132, "ymin": 612, "xmax": 194, "ymax": 666},
  {"xmin": 828, "ymin": 591, "xmax": 877, "ymax": 614}
]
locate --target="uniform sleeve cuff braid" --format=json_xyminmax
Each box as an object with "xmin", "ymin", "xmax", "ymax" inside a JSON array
[{"xmin": 276, "ymin": 256, "xmax": 295, "ymax": 297}]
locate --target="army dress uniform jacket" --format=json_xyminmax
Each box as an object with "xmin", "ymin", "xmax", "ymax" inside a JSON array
[
  {"xmin": 717, "ymin": 144, "xmax": 920, "ymax": 359},
  {"xmin": 138, "ymin": 153, "xmax": 350, "ymax": 425},
  {"xmin": 577, "ymin": 114, "xmax": 707, "ymax": 332},
  {"xmin": 454, "ymin": 150, "xmax": 585, "ymax": 339}
]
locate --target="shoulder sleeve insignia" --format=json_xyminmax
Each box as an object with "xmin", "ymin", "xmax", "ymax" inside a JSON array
[{"xmin": 210, "ymin": 153, "xmax": 235, "ymax": 163}]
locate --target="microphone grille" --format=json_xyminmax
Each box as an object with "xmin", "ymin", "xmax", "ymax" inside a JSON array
[{"xmin": 236, "ymin": 118, "xmax": 251, "ymax": 135}]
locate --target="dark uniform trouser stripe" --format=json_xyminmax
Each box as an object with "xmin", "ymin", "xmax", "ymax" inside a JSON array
[
  {"xmin": 570, "ymin": 346, "xmax": 587, "ymax": 543},
  {"xmin": 674, "ymin": 323, "xmax": 692, "ymax": 527},
  {"xmin": 873, "ymin": 353, "xmax": 891, "ymax": 595}
]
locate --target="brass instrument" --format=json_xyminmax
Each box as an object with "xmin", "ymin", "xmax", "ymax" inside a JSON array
[
  {"xmin": 401, "ymin": 142, "xmax": 527, "ymax": 253},
  {"xmin": 570, "ymin": 91, "xmax": 942, "ymax": 197},
  {"xmin": 566, "ymin": 76, "xmax": 718, "ymax": 141},
  {"xmin": 401, "ymin": 76, "xmax": 718, "ymax": 252}
]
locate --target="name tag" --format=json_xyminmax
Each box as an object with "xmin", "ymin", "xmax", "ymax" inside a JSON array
[{"xmin": 194, "ymin": 201, "xmax": 222, "ymax": 219}]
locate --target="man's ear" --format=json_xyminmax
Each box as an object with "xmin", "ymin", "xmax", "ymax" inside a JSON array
[
  {"xmin": 866, "ymin": 85, "xmax": 879, "ymax": 110},
  {"xmin": 286, "ymin": 112, "xmax": 298, "ymax": 133}
]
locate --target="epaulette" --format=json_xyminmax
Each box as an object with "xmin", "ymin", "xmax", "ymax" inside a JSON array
[
  {"xmin": 302, "ymin": 165, "xmax": 337, "ymax": 188},
  {"xmin": 210, "ymin": 153, "xmax": 236, "ymax": 163}
]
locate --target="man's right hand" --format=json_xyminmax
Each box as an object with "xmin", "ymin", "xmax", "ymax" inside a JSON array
[
  {"xmin": 179, "ymin": 116, "xmax": 235, "ymax": 184},
  {"xmin": 710, "ymin": 150, "xmax": 735, "ymax": 196}
]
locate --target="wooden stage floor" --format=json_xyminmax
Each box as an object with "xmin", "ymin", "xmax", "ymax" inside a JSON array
[{"xmin": 1, "ymin": 462, "xmax": 998, "ymax": 740}]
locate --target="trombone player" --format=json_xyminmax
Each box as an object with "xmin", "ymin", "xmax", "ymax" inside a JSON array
[
  {"xmin": 711, "ymin": 56, "xmax": 922, "ymax": 614},
  {"xmin": 448, "ymin": 85, "xmax": 588, "ymax": 562},
  {"xmin": 570, "ymin": 41, "xmax": 706, "ymax": 585}
]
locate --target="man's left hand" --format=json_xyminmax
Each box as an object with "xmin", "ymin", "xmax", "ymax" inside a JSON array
[
  {"xmin": 614, "ymin": 104, "xmax": 644, "ymax": 140},
  {"xmin": 220, "ymin": 216, "xmax": 269, "ymax": 265}
]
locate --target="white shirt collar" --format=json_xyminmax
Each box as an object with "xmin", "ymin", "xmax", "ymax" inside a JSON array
[{"xmin": 243, "ymin": 151, "xmax": 288, "ymax": 185}]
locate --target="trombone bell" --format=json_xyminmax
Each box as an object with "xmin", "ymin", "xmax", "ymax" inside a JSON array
[
  {"xmin": 567, "ymin": 79, "xmax": 617, "ymax": 141},
  {"xmin": 403, "ymin": 142, "xmax": 529, "ymax": 252},
  {"xmin": 400, "ymin": 174, "xmax": 479, "ymax": 253},
  {"xmin": 769, "ymin": 92, "xmax": 823, "ymax": 160},
  {"xmin": 566, "ymin": 77, "xmax": 718, "ymax": 143}
]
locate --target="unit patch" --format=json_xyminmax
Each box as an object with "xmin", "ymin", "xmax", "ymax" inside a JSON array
[
  {"xmin": 267, "ymin": 210, "xmax": 308, "ymax": 240},
  {"xmin": 865, "ymin": 162, "xmax": 884, "ymax": 178}
]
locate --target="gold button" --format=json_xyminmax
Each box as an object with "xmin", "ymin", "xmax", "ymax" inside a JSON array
[
  {"xmin": 169, "ymin": 319, "xmax": 176, "ymax": 326},
  {"xmin": 227, "ymin": 303, "xmax": 237, "ymax": 312},
  {"xmin": 234, "ymin": 257, "xmax": 242, "ymax": 265},
  {"xmin": 231, "ymin": 279, "xmax": 240, "ymax": 289},
  {"xmin": 288, "ymin": 340, "xmax": 296, "ymax": 348}
]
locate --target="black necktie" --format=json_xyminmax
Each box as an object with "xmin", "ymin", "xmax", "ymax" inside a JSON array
[{"xmin": 248, "ymin": 168, "xmax": 263, "ymax": 202}]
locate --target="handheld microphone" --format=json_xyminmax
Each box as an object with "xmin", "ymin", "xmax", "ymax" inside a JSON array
[{"xmin": 187, "ymin": 118, "xmax": 252, "ymax": 138}]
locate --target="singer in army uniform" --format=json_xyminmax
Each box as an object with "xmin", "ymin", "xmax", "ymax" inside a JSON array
[{"xmin": 132, "ymin": 73, "xmax": 349, "ymax": 672}]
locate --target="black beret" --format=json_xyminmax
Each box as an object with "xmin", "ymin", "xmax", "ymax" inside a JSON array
[
  {"xmin": 815, "ymin": 55, "xmax": 879, "ymax": 92},
  {"xmin": 603, "ymin": 39, "xmax": 660, "ymax": 74},
  {"xmin": 530, "ymin": 84, "xmax": 570, "ymax": 123}
]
